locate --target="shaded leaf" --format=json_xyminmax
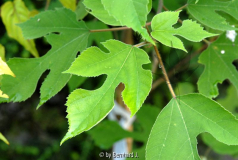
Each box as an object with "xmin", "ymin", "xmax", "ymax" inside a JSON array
[
  {"xmin": 146, "ymin": 94, "xmax": 238, "ymax": 160},
  {"xmin": 88, "ymin": 105, "xmax": 160, "ymax": 159},
  {"xmin": 83, "ymin": 0, "xmax": 121, "ymax": 26},
  {"xmin": 61, "ymin": 40, "xmax": 152, "ymax": 144},
  {"xmin": 59, "ymin": 0, "xmax": 76, "ymax": 11},
  {"xmin": 75, "ymin": 0, "xmax": 88, "ymax": 20},
  {"xmin": 0, "ymin": 8, "xmax": 90, "ymax": 107},
  {"xmin": 151, "ymin": 11, "xmax": 216, "ymax": 52},
  {"xmin": 1, "ymin": 0, "xmax": 39, "ymax": 57},
  {"xmin": 87, "ymin": 21, "xmax": 113, "ymax": 50},
  {"xmin": 198, "ymin": 32, "xmax": 238, "ymax": 98},
  {"xmin": 68, "ymin": 75, "xmax": 87, "ymax": 92},
  {"xmin": 187, "ymin": 0, "xmax": 238, "ymax": 31}
]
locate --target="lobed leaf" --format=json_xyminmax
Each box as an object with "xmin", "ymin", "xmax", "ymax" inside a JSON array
[
  {"xmin": 151, "ymin": 11, "xmax": 216, "ymax": 52},
  {"xmin": 1, "ymin": 0, "xmax": 39, "ymax": 57},
  {"xmin": 0, "ymin": 8, "xmax": 90, "ymax": 108},
  {"xmin": 187, "ymin": 0, "xmax": 238, "ymax": 31},
  {"xmin": 198, "ymin": 32, "xmax": 238, "ymax": 98},
  {"xmin": 61, "ymin": 40, "xmax": 152, "ymax": 144},
  {"xmin": 146, "ymin": 94, "xmax": 238, "ymax": 160}
]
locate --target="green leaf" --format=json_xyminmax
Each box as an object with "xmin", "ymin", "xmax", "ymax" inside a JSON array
[
  {"xmin": 61, "ymin": 40, "xmax": 152, "ymax": 144},
  {"xmin": 146, "ymin": 94, "xmax": 238, "ymax": 160},
  {"xmin": 151, "ymin": 11, "xmax": 216, "ymax": 52},
  {"xmin": 83, "ymin": 0, "xmax": 121, "ymax": 26},
  {"xmin": 201, "ymin": 85, "xmax": 238, "ymax": 156},
  {"xmin": 0, "ymin": 132, "xmax": 9, "ymax": 145},
  {"xmin": 75, "ymin": 0, "xmax": 88, "ymax": 20},
  {"xmin": 0, "ymin": 8, "xmax": 90, "ymax": 107},
  {"xmin": 1, "ymin": 0, "xmax": 39, "ymax": 57},
  {"xmin": 87, "ymin": 21, "xmax": 113, "ymax": 51},
  {"xmin": 88, "ymin": 120, "xmax": 134, "ymax": 149},
  {"xmin": 198, "ymin": 32, "xmax": 238, "ymax": 98},
  {"xmin": 101, "ymin": 0, "xmax": 154, "ymax": 44},
  {"xmin": 187, "ymin": 0, "xmax": 238, "ymax": 31},
  {"xmin": 68, "ymin": 75, "xmax": 87, "ymax": 92}
]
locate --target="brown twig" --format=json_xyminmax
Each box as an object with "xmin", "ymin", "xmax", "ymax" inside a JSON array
[
  {"xmin": 157, "ymin": 0, "xmax": 164, "ymax": 13},
  {"xmin": 45, "ymin": 0, "xmax": 51, "ymax": 10},
  {"xmin": 175, "ymin": 4, "xmax": 188, "ymax": 11}
]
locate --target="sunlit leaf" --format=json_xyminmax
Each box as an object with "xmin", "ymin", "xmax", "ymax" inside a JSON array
[
  {"xmin": 151, "ymin": 11, "xmax": 216, "ymax": 52},
  {"xmin": 61, "ymin": 40, "xmax": 152, "ymax": 144},
  {"xmin": 1, "ymin": 0, "xmax": 39, "ymax": 57},
  {"xmin": 146, "ymin": 94, "xmax": 238, "ymax": 160}
]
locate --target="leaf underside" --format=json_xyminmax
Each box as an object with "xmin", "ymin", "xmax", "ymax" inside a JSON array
[
  {"xmin": 61, "ymin": 40, "xmax": 152, "ymax": 144},
  {"xmin": 0, "ymin": 8, "xmax": 90, "ymax": 108},
  {"xmin": 146, "ymin": 94, "xmax": 238, "ymax": 160}
]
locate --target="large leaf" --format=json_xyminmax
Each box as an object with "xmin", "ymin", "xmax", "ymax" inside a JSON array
[
  {"xmin": 0, "ymin": 8, "xmax": 90, "ymax": 107},
  {"xmin": 198, "ymin": 32, "xmax": 238, "ymax": 98},
  {"xmin": 1, "ymin": 0, "xmax": 39, "ymax": 57},
  {"xmin": 84, "ymin": 0, "xmax": 154, "ymax": 44},
  {"xmin": 202, "ymin": 85, "xmax": 238, "ymax": 156},
  {"xmin": 151, "ymin": 11, "xmax": 216, "ymax": 52},
  {"xmin": 187, "ymin": 0, "xmax": 238, "ymax": 31},
  {"xmin": 61, "ymin": 40, "xmax": 152, "ymax": 144},
  {"xmin": 146, "ymin": 94, "xmax": 238, "ymax": 160}
]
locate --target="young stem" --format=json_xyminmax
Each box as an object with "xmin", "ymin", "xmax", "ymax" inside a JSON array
[
  {"xmin": 175, "ymin": 4, "xmax": 188, "ymax": 11},
  {"xmin": 153, "ymin": 45, "xmax": 177, "ymax": 99}
]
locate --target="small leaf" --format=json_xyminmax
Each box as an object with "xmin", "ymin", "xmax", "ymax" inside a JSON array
[
  {"xmin": 61, "ymin": 40, "xmax": 152, "ymax": 144},
  {"xmin": 0, "ymin": 8, "xmax": 90, "ymax": 107},
  {"xmin": 198, "ymin": 32, "xmax": 238, "ymax": 98},
  {"xmin": 146, "ymin": 94, "xmax": 238, "ymax": 160},
  {"xmin": 0, "ymin": 132, "xmax": 9, "ymax": 145},
  {"xmin": 151, "ymin": 11, "xmax": 216, "ymax": 52},
  {"xmin": 187, "ymin": 0, "xmax": 238, "ymax": 31},
  {"xmin": 1, "ymin": 0, "xmax": 39, "ymax": 57},
  {"xmin": 59, "ymin": 0, "xmax": 76, "ymax": 11}
]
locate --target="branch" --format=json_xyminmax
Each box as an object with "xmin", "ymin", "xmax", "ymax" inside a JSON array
[
  {"xmin": 151, "ymin": 44, "xmax": 208, "ymax": 91},
  {"xmin": 90, "ymin": 22, "xmax": 152, "ymax": 33}
]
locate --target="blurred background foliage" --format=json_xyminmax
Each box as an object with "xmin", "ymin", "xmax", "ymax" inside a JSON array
[{"xmin": 0, "ymin": 0, "xmax": 238, "ymax": 160}]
